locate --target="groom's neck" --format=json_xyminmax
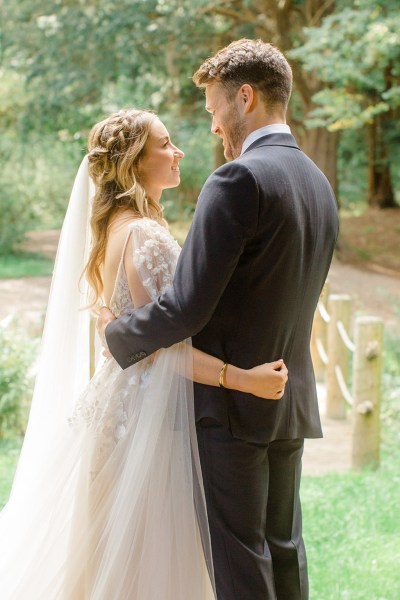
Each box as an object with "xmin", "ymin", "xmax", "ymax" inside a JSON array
[{"xmin": 244, "ymin": 111, "xmax": 287, "ymax": 138}]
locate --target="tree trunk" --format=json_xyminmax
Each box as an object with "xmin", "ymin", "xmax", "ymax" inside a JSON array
[
  {"xmin": 297, "ymin": 126, "xmax": 339, "ymax": 201},
  {"xmin": 209, "ymin": 0, "xmax": 340, "ymax": 197},
  {"xmin": 367, "ymin": 119, "xmax": 397, "ymax": 209}
]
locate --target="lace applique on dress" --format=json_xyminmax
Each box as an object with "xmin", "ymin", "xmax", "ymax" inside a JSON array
[
  {"xmin": 131, "ymin": 218, "xmax": 181, "ymax": 302},
  {"xmin": 69, "ymin": 218, "xmax": 181, "ymax": 479},
  {"xmin": 108, "ymin": 218, "xmax": 180, "ymax": 315}
]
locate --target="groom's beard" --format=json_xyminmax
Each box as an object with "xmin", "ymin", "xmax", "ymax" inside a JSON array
[{"xmin": 222, "ymin": 108, "xmax": 247, "ymax": 161}]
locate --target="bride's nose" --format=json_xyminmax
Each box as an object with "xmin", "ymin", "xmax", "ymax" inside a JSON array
[{"xmin": 173, "ymin": 146, "xmax": 184, "ymax": 159}]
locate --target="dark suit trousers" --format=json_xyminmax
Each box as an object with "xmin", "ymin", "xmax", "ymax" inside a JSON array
[{"xmin": 196, "ymin": 422, "xmax": 308, "ymax": 600}]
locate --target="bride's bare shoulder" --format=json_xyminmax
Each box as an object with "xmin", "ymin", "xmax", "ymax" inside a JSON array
[
  {"xmin": 110, "ymin": 209, "xmax": 153, "ymax": 238},
  {"xmin": 108, "ymin": 211, "xmax": 143, "ymax": 235},
  {"xmin": 106, "ymin": 213, "xmax": 167, "ymax": 262},
  {"xmin": 106, "ymin": 216, "xmax": 140, "ymax": 257},
  {"xmin": 102, "ymin": 215, "xmax": 145, "ymax": 301}
]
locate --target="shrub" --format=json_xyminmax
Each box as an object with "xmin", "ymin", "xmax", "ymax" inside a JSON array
[
  {"xmin": 0, "ymin": 321, "xmax": 38, "ymax": 437},
  {"xmin": 0, "ymin": 169, "xmax": 36, "ymax": 256},
  {"xmin": 0, "ymin": 132, "xmax": 83, "ymax": 256},
  {"xmin": 381, "ymin": 330, "xmax": 400, "ymax": 452}
]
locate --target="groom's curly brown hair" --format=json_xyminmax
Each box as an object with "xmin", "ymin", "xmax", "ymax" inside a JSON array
[{"xmin": 193, "ymin": 38, "xmax": 292, "ymax": 110}]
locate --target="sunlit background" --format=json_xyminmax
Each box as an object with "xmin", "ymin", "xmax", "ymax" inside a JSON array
[{"xmin": 1, "ymin": 2, "xmax": 399, "ymax": 598}]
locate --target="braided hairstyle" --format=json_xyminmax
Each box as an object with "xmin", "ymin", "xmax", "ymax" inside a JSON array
[{"xmin": 84, "ymin": 108, "xmax": 164, "ymax": 306}]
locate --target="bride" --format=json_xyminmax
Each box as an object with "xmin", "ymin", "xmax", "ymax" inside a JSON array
[{"xmin": 0, "ymin": 108, "xmax": 288, "ymax": 599}]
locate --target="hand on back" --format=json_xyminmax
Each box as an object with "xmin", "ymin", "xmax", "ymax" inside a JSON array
[{"xmin": 246, "ymin": 359, "xmax": 288, "ymax": 400}]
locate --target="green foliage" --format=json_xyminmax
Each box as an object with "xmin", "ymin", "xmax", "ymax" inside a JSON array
[
  {"xmin": 383, "ymin": 337, "xmax": 400, "ymax": 378},
  {"xmin": 337, "ymin": 129, "xmax": 368, "ymax": 210},
  {"xmin": 161, "ymin": 117, "xmax": 214, "ymax": 215},
  {"xmin": 0, "ymin": 436, "xmax": 23, "ymax": 508},
  {"xmin": 0, "ymin": 253, "xmax": 54, "ymax": 279},
  {"xmin": 0, "ymin": 121, "xmax": 85, "ymax": 254},
  {"xmin": 16, "ymin": 136, "xmax": 84, "ymax": 228},
  {"xmin": 0, "ymin": 323, "xmax": 38, "ymax": 437},
  {"xmin": 2, "ymin": 0, "xmax": 400, "ymax": 228},
  {"xmin": 0, "ymin": 0, "xmax": 223, "ymax": 244},
  {"xmin": 2, "ymin": 0, "xmax": 218, "ymax": 133},
  {"xmin": 0, "ymin": 178, "xmax": 36, "ymax": 255},
  {"xmin": 381, "ymin": 328, "xmax": 400, "ymax": 452},
  {"xmin": 289, "ymin": 0, "xmax": 400, "ymax": 131},
  {"xmin": 0, "ymin": 61, "xmax": 86, "ymax": 253},
  {"xmin": 289, "ymin": 0, "xmax": 400, "ymax": 207}
]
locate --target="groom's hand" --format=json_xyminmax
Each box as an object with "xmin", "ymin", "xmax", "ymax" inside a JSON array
[{"xmin": 97, "ymin": 306, "xmax": 116, "ymax": 357}]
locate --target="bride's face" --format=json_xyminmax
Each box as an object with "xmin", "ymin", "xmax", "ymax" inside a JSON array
[{"xmin": 138, "ymin": 118, "xmax": 184, "ymax": 201}]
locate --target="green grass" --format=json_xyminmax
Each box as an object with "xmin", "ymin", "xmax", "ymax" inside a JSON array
[
  {"xmin": 1, "ymin": 324, "xmax": 399, "ymax": 597},
  {"xmin": 302, "ymin": 348, "xmax": 400, "ymax": 600},
  {"xmin": 1, "ymin": 438, "xmax": 399, "ymax": 598},
  {"xmin": 0, "ymin": 252, "xmax": 54, "ymax": 279},
  {"xmin": 0, "ymin": 436, "xmax": 23, "ymax": 508},
  {"xmin": 302, "ymin": 452, "xmax": 400, "ymax": 599}
]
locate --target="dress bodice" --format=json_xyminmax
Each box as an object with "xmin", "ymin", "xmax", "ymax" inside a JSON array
[
  {"xmin": 70, "ymin": 217, "xmax": 182, "ymax": 477},
  {"xmin": 108, "ymin": 218, "xmax": 181, "ymax": 318}
]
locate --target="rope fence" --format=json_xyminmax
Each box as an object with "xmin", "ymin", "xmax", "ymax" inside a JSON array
[
  {"xmin": 1, "ymin": 285, "xmax": 384, "ymax": 472},
  {"xmin": 311, "ymin": 284, "xmax": 383, "ymax": 470}
]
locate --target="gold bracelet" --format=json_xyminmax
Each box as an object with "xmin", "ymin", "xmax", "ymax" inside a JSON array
[{"xmin": 219, "ymin": 362, "xmax": 228, "ymax": 388}]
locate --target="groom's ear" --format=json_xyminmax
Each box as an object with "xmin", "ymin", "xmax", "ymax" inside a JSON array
[{"xmin": 238, "ymin": 84, "xmax": 255, "ymax": 114}]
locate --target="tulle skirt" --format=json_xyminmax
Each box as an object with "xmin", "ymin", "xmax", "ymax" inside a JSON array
[{"xmin": 0, "ymin": 342, "xmax": 215, "ymax": 599}]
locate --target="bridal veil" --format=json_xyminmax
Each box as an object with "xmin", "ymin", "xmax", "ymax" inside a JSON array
[{"xmin": 0, "ymin": 157, "xmax": 215, "ymax": 599}]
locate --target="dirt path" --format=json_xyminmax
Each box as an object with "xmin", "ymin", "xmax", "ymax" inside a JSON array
[
  {"xmin": 1, "ymin": 230, "xmax": 398, "ymax": 476},
  {"xmin": 0, "ymin": 231, "xmax": 60, "ymax": 332}
]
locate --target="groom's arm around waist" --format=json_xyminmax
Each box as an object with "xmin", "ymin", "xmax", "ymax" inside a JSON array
[{"xmin": 105, "ymin": 161, "xmax": 259, "ymax": 369}]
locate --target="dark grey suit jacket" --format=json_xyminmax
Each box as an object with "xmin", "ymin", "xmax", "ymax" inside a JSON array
[{"xmin": 106, "ymin": 133, "xmax": 339, "ymax": 443}]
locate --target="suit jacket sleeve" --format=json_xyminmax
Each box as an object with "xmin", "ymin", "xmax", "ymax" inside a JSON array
[{"xmin": 105, "ymin": 161, "xmax": 259, "ymax": 369}]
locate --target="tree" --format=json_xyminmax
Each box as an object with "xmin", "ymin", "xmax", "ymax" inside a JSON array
[
  {"xmin": 290, "ymin": 0, "xmax": 400, "ymax": 208},
  {"xmin": 1, "ymin": 0, "xmax": 222, "ymax": 224},
  {"xmin": 197, "ymin": 0, "xmax": 340, "ymax": 194},
  {"xmin": 4, "ymin": 1, "xmax": 342, "ymax": 192}
]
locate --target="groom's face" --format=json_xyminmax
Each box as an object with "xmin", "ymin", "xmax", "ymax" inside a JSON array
[{"xmin": 205, "ymin": 83, "xmax": 247, "ymax": 161}]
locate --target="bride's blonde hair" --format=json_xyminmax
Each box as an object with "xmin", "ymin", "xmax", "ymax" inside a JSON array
[{"xmin": 84, "ymin": 108, "xmax": 165, "ymax": 305}]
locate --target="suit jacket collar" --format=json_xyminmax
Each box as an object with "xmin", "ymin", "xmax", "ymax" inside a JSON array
[{"xmin": 243, "ymin": 133, "xmax": 301, "ymax": 154}]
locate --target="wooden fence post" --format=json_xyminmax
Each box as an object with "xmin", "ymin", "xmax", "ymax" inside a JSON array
[
  {"xmin": 352, "ymin": 316, "xmax": 383, "ymax": 470},
  {"xmin": 311, "ymin": 281, "xmax": 330, "ymax": 382},
  {"xmin": 326, "ymin": 294, "xmax": 352, "ymax": 419}
]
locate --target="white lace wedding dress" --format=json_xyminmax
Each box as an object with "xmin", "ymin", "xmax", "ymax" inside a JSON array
[{"xmin": 0, "ymin": 218, "xmax": 215, "ymax": 599}]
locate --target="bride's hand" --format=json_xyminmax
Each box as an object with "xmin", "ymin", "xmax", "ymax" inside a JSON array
[
  {"xmin": 243, "ymin": 359, "xmax": 288, "ymax": 400},
  {"xmin": 97, "ymin": 306, "xmax": 116, "ymax": 357}
]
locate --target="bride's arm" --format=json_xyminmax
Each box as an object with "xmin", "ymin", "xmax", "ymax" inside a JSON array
[
  {"xmin": 191, "ymin": 347, "xmax": 287, "ymax": 401},
  {"xmin": 115, "ymin": 229, "xmax": 287, "ymax": 401},
  {"xmin": 100, "ymin": 301, "xmax": 287, "ymax": 400},
  {"xmin": 122, "ymin": 250, "xmax": 288, "ymax": 401}
]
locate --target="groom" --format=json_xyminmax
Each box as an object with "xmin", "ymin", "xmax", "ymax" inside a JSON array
[{"xmin": 100, "ymin": 39, "xmax": 339, "ymax": 599}]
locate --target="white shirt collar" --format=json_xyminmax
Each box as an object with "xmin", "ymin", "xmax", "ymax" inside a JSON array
[{"xmin": 241, "ymin": 124, "xmax": 291, "ymax": 155}]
